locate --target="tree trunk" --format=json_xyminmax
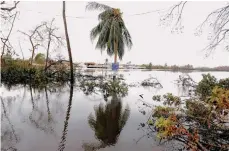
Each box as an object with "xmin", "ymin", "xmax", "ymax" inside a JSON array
[
  {"xmin": 18, "ymin": 40, "xmax": 24, "ymax": 61},
  {"xmin": 114, "ymin": 41, "xmax": 118, "ymax": 64},
  {"xmin": 31, "ymin": 48, "xmax": 35, "ymax": 65},
  {"xmin": 30, "ymin": 38, "xmax": 35, "ymax": 65},
  {"xmin": 62, "ymin": 1, "xmax": 74, "ymax": 83},
  {"xmin": 113, "ymin": 40, "xmax": 118, "ymax": 81},
  {"xmin": 45, "ymin": 37, "xmax": 51, "ymax": 71}
]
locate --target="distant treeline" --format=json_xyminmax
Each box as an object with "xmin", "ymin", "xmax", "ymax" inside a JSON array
[{"xmin": 141, "ymin": 63, "xmax": 229, "ymax": 71}]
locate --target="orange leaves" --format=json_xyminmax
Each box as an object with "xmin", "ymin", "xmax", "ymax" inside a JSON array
[{"xmin": 169, "ymin": 114, "xmax": 177, "ymax": 122}]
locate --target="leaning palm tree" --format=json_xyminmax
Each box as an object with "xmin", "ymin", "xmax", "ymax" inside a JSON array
[
  {"xmin": 86, "ymin": 2, "xmax": 132, "ymax": 65},
  {"xmin": 83, "ymin": 94, "xmax": 130, "ymax": 150}
]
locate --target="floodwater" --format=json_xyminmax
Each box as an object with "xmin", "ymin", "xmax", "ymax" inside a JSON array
[{"xmin": 1, "ymin": 70, "xmax": 229, "ymax": 151}]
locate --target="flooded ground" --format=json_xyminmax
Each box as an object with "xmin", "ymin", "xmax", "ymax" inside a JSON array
[{"xmin": 1, "ymin": 70, "xmax": 229, "ymax": 151}]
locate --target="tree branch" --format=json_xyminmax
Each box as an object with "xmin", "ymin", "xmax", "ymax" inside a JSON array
[
  {"xmin": 1, "ymin": 1, "xmax": 20, "ymax": 12},
  {"xmin": 1, "ymin": 12, "xmax": 17, "ymax": 58}
]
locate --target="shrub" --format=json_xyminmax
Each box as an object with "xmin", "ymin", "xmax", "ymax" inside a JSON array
[{"xmin": 196, "ymin": 73, "xmax": 217, "ymax": 99}]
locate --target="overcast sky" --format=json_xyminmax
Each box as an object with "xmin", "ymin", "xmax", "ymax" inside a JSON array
[{"xmin": 4, "ymin": 1, "xmax": 229, "ymax": 67}]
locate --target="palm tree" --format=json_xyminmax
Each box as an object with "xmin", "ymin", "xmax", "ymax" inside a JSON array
[
  {"xmin": 86, "ymin": 2, "xmax": 132, "ymax": 65},
  {"xmin": 62, "ymin": 1, "xmax": 74, "ymax": 84},
  {"xmin": 83, "ymin": 94, "xmax": 130, "ymax": 150}
]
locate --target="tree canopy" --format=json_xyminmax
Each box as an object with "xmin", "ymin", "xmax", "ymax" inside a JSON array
[{"xmin": 86, "ymin": 2, "xmax": 133, "ymax": 61}]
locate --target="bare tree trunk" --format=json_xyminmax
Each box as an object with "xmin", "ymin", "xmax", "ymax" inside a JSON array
[
  {"xmin": 62, "ymin": 1, "xmax": 74, "ymax": 83},
  {"xmin": 30, "ymin": 38, "xmax": 35, "ymax": 65},
  {"xmin": 45, "ymin": 38, "xmax": 51, "ymax": 71},
  {"xmin": 18, "ymin": 40, "xmax": 24, "ymax": 61}
]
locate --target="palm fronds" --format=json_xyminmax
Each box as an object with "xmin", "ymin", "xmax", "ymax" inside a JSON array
[
  {"xmin": 86, "ymin": 2, "xmax": 132, "ymax": 61},
  {"xmin": 86, "ymin": 2, "xmax": 112, "ymax": 11},
  {"xmin": 88, "ymin": 97, "xmax": 130, "ymax": 145}
]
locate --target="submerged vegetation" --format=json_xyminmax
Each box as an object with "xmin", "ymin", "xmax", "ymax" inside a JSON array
[
  {"xmin": 1, "ymin": 1, "xmax": 229, "ymax": 151},
  {"xmin": 138, "ymin": 74, "xmax": 229, "ymax": 151},
  {"xmin": 1, "ymin": 59, "xmax": 72, "ymax": 86}
]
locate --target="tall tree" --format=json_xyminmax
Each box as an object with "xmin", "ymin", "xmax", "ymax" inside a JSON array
[
  {"xmin": 1, "ymin": 2, "xmax": 20, "ymax": 63},
  {"xmin": 86, "ymin": 2, "xmax": 133, "ymax": 65},
  {"xmin": 43, "ymin": 18, "xmax": 63, "ymax": 71},
  {"xmin": 19, "ymin": 23, "xmax": 46, "ymax": 65},
  {"xmin": 62, "ymin": 1, "xmax": 74, "ymax": 83}
]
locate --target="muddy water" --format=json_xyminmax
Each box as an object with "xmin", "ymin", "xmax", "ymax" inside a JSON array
[{"xmin": 1, "ymin": 70, "xmax": 229, "ymax": 151}]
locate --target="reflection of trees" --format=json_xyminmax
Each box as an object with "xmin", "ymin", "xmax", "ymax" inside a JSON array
[
  {"xmin": 45, "ymin": 87, "xmax": 52, "ymax": 122},
  {"xmin": 83, "ymin": 94, "xmax": 130, "ymax": 151},
  {"xmin": 27, "ymin": 85, "xmax": 56, "ymax": 135},
  {"xmin": 57, "ymin": 83, "xmax": 74, "ymax": 151},
  {"xmin": 1, "ymin": 97, "xmax": 20, "ymax": 151}
]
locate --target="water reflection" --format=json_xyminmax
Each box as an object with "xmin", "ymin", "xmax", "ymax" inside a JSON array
[
  {"xmin": 1, "ymin": 97, "xmax": 20, "ymax": 151},
  {"xmin": 57, "ymin": 83, "xmax": 74, "ymax": 151},
  {"xmin": 83, "ymin": 93, "xmax": 130, "ymax": 151},
  {"xmin": 1, "ymin": 71, "xmax": 228, "ymax": 151},
  {"xmin": 28, "ymin": 85, "xmax": 56, "ymax": 135}
]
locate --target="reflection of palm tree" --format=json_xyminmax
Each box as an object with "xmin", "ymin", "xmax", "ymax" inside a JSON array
[
  {"xmin": 57, "ymin": 84, "xmax": 74, "ymax": 151},
  {"xmin": 83, "ymin": 94, "xmax": 130, "ymax": 150}
]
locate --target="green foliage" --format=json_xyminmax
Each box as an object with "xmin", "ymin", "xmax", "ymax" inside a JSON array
[
  {"xmin": 146, "ymin": 62, "xmax": 152, "ymax": 69},
  {"xmin": 155, "ymin": 116, "xmax": 176, "ymax": 138},
  {"xmin": 208, "ymin": 87, "xmax": 229, "ymax": 114},
  {"xmin": 147, "ymin": 119, "xmax": 154, "ymax": 125},
  {"xmin": 152, "ymin": 93, "xmax": 181, "ymax": 106},
  {"xmin": 153, "ymin": 106, "xmax": 174, "ymax": 118},
  {"xmin": 149, "ymin": 86, "xmax": 229, "ymax": 150},
  {"xmin": 185, "ymin": 100, "xmax": 211, "ymax": 124},
  {"xmin": 195, "ymin": 74, "xmax": 229, "ymax": 100},
  {"xmin": 152, "ymin": 95, "xmax": 161, "ymax": 102},
  {"xmin": 1, "ymin": 60, "xmax": 71, "ymax": 86},
  {"xmin": 34, "ymin": 53, "xmax": 45, "ymax": 64},
  {"xmin": 196, "ymin": 73, "xmax": 217, "ymax": 99},
  {"xmin": 88, "ymin": 97, "xmax": 130, "ymax": 145},
  {"xmin": 218, "ymin": 78, "xmax": 229, "ymax": 89},
  {"xmin": 86, "ymin": 2, "xmax": 132, "ymax": 60},
  {"xmin": 102, "ymin": 79, "xmax": 128, "ymax": 97},
  {"xmin": 162, "ymin": 93, "xmax": 181, "ymax": 106},
  {"xmin": 79, "ymin": 79, "xmax": 128, "ymax": 98}
]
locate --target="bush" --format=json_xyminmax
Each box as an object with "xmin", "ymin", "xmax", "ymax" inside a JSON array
[
  {"xmin": 218, "ymin": 78, "xmax": 229, "ymax": 89},
  {"xmin": 1, "ymin": 61, "xmax": 71, "ymax": 86},
  {"xmin": 196, "ymin": 74, "xmax": 217, "ymax": 99}
]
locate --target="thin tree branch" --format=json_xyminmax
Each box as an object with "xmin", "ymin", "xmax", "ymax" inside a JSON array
[
  {"xmin": 1, "ymin": 1, "xmax": 20, "ymax": 12},
  {"xmin": 1, "ymin": 12, "xmax": 17, "ymax": 58}
]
